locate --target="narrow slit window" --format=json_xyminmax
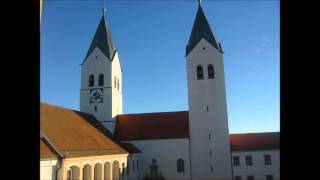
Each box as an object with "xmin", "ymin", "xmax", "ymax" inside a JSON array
[{"xmin": 117, "ymin": 78, "xmax": 120, "ymax": 90}]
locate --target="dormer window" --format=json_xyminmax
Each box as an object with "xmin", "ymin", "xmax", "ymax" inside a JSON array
[
  {"xmin": 197, "ymin": 65, "xmax": 204, "ymax": 80},
  {"xmin": 89, "ymin": 74, "xmax": 94, "ymax": 87}
]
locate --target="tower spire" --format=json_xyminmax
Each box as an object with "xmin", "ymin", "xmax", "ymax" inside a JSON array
[
  {"xmin": 102, "ymin": 1, "xmax": 107, "ymax": 16},
  {"xmin": 186, "ymin": 2, "xmax": 221, "ymax": 55},
  {"xmin": 82, "ymin": 2, "xmax": 116, "ymax": 63}
]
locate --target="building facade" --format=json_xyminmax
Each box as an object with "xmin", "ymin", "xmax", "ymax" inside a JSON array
[{"xmin": 41, "ymin": 2, "xmax": 280, "ymax": 180}]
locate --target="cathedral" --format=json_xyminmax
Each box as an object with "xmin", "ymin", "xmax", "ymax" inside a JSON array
[{"xmin": 40, "ymin": 2, "xmax": 279, "ymax": 180}]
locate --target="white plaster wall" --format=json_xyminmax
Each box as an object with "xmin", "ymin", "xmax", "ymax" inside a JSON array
[
  {"xmin": 80, "ymin": 47, "xmax": 122, "ymax": 133},
  {"xmin": 126, "ymin": 139, "xmax": 191, "ymax": 180},
  {"xmin": 232, "ymin": 150, "xmax": 280, "ymax": 180},
  {"xmin": 128, "ymin": 154, "xmax": 141, "ymax": 180},
  {"xmin": 110, "ymin": 52, "xmax": 123, "ymax": 133},
  {"xmin": 187, "ymin": 39, "xmax": 233, "ymax": 180},
  {"xmin": 40, "ymin": 159, "xmax": 58, "ymax": 180}
]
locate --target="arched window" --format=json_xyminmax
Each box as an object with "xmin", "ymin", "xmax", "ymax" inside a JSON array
[
  {"xmin": 197, "ymin": 65, "xmax": 204, "ymax": 80},
  {"xmin": 89, "ymin": 74, "xmax": 94, "ymax": 87},
  {"xmin": 177, "ymin": 159, "xmax": 184, "ymax": 173},
  {"xmin": 98, "ymin": 74, "xmax": 104, "ymax": 86},
  {"xmin": 121, "ymin": 163, "xmax": 125, "ymax": 178},
  {"xmin": 208, "ymin": 64, "xmax": 215, "ymax": 79}
]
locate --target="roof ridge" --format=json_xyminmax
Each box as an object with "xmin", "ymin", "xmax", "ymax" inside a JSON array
[
  {"xmin": 41, "ymin": 102, "xmax": 95, "ymax": 116},
  {"xmin": 118, "ymin": 110, "xmax": 188, "ymax": 116},
  {"xmin": 230, "ymin": 132, "xmax": 280, "ymax": 135}
]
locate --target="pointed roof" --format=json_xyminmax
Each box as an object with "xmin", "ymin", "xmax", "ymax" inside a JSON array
[
  {"xmin": 83, "ymin": 14, "xmax": 116, "ymax": 62},
  {"xmin": 186, "ymin": 4, "xmax": 221, "ymax": 55}
]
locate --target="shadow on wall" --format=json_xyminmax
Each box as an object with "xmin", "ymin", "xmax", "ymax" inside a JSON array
[{"xmin": 143, "ymin": 159, "xmax": 165, "ymax": 180}]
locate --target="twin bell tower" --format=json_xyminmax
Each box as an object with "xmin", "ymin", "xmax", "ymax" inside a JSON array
[{"xmin": 80, "ymin": 1, "xmax": 233, "ymax": 179}]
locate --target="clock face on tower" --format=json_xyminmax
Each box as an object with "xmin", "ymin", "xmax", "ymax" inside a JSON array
[{"xmin": 89, "ymin": 88, "xmax": 104, "ymax": 103}]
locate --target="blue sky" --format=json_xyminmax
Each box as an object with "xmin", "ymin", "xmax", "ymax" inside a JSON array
[{"xmin": 41, "ymin": 0, "xmax": 279, "ymax": 134}]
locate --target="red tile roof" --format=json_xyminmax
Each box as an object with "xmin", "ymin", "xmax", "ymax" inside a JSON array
[
  {"xmin": 230, "ymin": 132, "xmax": 280, "ymax": 151},
  {"xmin": 115, "ymin": 111, "xmax": 189, "ymax": 141},
  {"xmin": 41, "ymin": 103, "xmax": 129, "ymax": 157},
  {"xmin": 115, "ymin": 111, "xmax": 279, "ymax": 151},
  {"xmin": 41, "ymin": 102, "xmax": 278, "ymax": 154},
  {"xmin": 40, "ymin": 138, "xmax": 58, "ymax": 159}
]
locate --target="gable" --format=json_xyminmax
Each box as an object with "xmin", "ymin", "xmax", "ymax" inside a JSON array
[
  {"xmin": 83, "ymin": 15, "xmax": 116, "ymax": 62},
  {"xmin": 186, "ymin": 5, "xmax": 221, "ymax": 56}
]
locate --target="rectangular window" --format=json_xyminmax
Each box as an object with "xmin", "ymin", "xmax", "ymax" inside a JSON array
[
  {"xmin": 247, "ymin": 175, "xmax": 254, "ymax": 180},
  {"xmin": 264, "ymin": 155, "xmax": 272, "ymax": 165},
  {"xmin": 233, "ymin": 156, "xmax": 240, "ymax": 166},
  {"xmin": 245, "ymin": 155, "xmax": 252, "ymax": 166},
  {"xmin": 266, "ymin": 175, "xmax": 273, "ymax": 180},
  {"xmin": 234, "ymin": 176, "xmax": 241, "ymax": 180}
]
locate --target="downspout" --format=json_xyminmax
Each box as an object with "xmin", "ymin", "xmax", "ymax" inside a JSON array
[{"xmin": 55, "ymin": 157, "xmax": 63, "ymax": 180}]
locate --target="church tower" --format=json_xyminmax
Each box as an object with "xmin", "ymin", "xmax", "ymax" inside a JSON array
[
  {"xmin": 186, "ymin": 2, "xmax": 233, "ymax": 180},
  {"xmin": 80, "ymin": 11, "xmax": 122, "ymax": 133}
]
